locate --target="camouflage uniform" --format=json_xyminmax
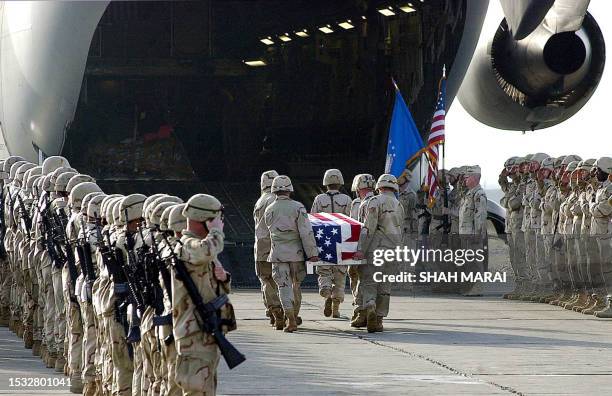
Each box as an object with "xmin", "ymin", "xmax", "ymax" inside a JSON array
[
  {"xmin": 356, "ymin": 174, "xmax": 403, "ymax": 332},
  {"xmin": 265, "ymin": 176, "xmax": 318, "ymax": 331},
  {"xmin": 458, "ymin": 166, "xmax": 488, "ymax": 296},
  {"xmin": 173, "ymin": 194, "xmax": 231, "ymax": 395},
  {"xmin": 253, "ymin": 170, "xmax": 281, "ymax": 326}
]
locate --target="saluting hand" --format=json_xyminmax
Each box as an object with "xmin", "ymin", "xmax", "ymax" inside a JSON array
[
  {"xmin": 207, "ymin": 217, "xmax": 224, "ymax": 231},
  {"xmin": 214, "ymin": 265, "xmax": 228, "ymax": 282}
]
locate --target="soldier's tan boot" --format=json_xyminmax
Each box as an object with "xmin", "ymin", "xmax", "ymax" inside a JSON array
[
  {"xmin": 583, "ymin": 295, "xmax": 606, "ymax": 315},
  {"xmin": 296, "ymin": 316, "xmax": 303, "ymax": 325},
  {"xmin": 47, "ymin": 352, "xmax": 57, "ymax": 369},
  {"xmin": 82, "ymin": 381, "xmax": 96, "ymax": 396},
  {"xmin": 373, "ymin": 316, "xmax": 384, "ymax": 332},
  {"xmin": 594, "ymin": 297, "xmax": 612, "ymax": 318},
  {"xmin": 16, "ymin": 322, "xmax": 23, "ymax": 338},
  {"xmin": 55, "ymin": 355, "xmax": 66, "ymax": 373},
  {"xmin": 0, "ymin": 308, "xmax": 9, "ymax": 326},
  {"xmin": 366, "ymin": 306, "xmax": 378, "ymax": 333},
  {"xmin": 350, "ymin": 311, "xmax": 367, "ymax": 328},
  {"xmin": 332, "ymin": 299, "xmax": 341, "ymax": 318},
  {"xmin": 271, "ymin": 308, "xmax": 285, "ymax": 331},
  {"xmin": 23, "ymin": 329, "xmax": 33, "ymax": 349},
  {"xmin": 70, "ymin": 373, "xmax": 83, "ymax": 393},
  {"xmin": 283, "ymin": 310, "xmax": 298, "ymax": 333},
  {"xmin": 32, "ymin": 340, "xmax": 41, "ymax": 356},
  {"xmin": 323, "ymin": 297, "xmax": 333, "ymax": 317},
  {"xmin": 266, "ymin": 309, "xmax": 274, "ymax": 326}
]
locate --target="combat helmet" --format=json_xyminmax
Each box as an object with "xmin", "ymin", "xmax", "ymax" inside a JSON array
[
  {"xmin": 54, "ymin": 172, "xmax": 78, "ymax": 193},
  {"xmin": 69, "ymin": 182, "xmax": 102, "ymax": 211},
  {"xmin": 150, "ymin": 201, "xmax": 176, "ymax": 227},
  {"xmin": 67, "ymin": 174, "xmax": 95, "ymax": 194},
  {"xmin": 376, "ymin": 174, "xmax": 399, "ymax": 192},
  {"xmin": 42, "ymin": 156, "xmax": 70, "ymax": 175},
  {"xmin": 577, "ymin": 159, "xmax": 596, "ymax": 171},
  {"xmin": 168, "ymin": 204, "xmax": 187, "ymax": 233},
  {"xmin": 351, "ymin": 174, "xmax": 362, "ymax": 192},
  {"xmin": 261, "ymin": 170, "xmax": 279, "ymax": 192},
  {"xmin": 82, "ymin": 191, "xmax": 104, "ymax": 214},
  {"xmin": 562, "ymin": 155, "xmax": 582, "ymax": 166},
  {"xmin": 87, "ymin": 194, "xmax": 107, "ymax": 219},
  {"xmin": 355, "ymin": 174, "xmax": 375, "ymax": 190},
  {"xmin": 323, "ymin": 169, "xmax": 344, "ymax": 186},
  {"xmin": 271, "ymin": 176, "xmax": 293, "ymax": 193},
  {"xmin": 595, "ymin": 157, "xmax": 612, "ymax": 174},
  {"xmin": 159, "ymin": 204, "xmax": 177, "ymax": 232},
  {"xmin": 540, "ymin": 157, "xmax": 555, "ymax": 171},
  {"xmin": 2, "ymin": 156, "xmax": 25, "ymax": 180},
  {"xmin": 119, "ymin": 194, "xmax": 147, "ymax": 223},
  {"xmin": 9, "ymin": 161, "xmax": 28, "ymax": 183},
  {"xmin": 183, "ymin": 194, "xmax": 224, "ymax": 222}
]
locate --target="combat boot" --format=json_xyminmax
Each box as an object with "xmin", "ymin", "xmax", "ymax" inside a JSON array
[
  {"xmin": 271, "ymin": 307, "xmax": 285, "ymax": 331},
  {"xmin": 82, "ymin": 381, "xmax": 96, "ymax": 396},
  {"xmin": 373, "ymin": 316, "xmax": 384, "ymax": 332},
  {"xmin": 574, "ymin": 293, "xmax": 595, "ymax": 312},
  {"xmin": 323, "ymin": 297, "xmax": 332, "ymax": 317},
  {"xmin": 332, "ymin": 299, "xmax": 341, "ymax": 318},
  {"xmin": 594, "ymin": 296, "xmax": 612, "ymax": 318},
  {"xmin": 47, "ymin": 352, "xmax": 57, "ymax": 369},
  {"xmin": 32, "ymin": 340, "xmax": 41, "ymax": 356},
  {"xmin": 16, "ymin": 322, "xmax": 23, "ymax": 338},
  {"xmin": 8, "ymin": 318, "xmax": 14, "ymax": 332},
  {"xmin": 350, "ymin": 311, "xmax": 367, "ymax": 328},
  {"xmin": 266, "ymin": 309, "xmax": 274, "ymax": 326},
  {"xmin": 560, "ymin": 291, "xmax": 580, "ymax": 308},
  {"xmin": 283, "ymin": 310, "xmax": 298, "ymax": 333},
  {"xmin": 566, "ymin": 291, "xmax": 588, "ymax": 310},
  {"xmin": 70, "ymin": 373, "xmax": 84, "ymax": 393},
  {"xmin": 582, "ymin": 294, "xmax": 606, "ymax": 315},
  {"xmin": 55, "ymin": 355, "xmax": 66, "ymax": 373},
  {"xmin": 296, "ymin": 316, "xmax": 303, "ymax": 326},
  {"xmin": 366, "ymin": 306, "xmax": 378, "ymax": 333},
  {"xmin": 23, "ymin": 328, "xmax": 33, "ymax": 349}
]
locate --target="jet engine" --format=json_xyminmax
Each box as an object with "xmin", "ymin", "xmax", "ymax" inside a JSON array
[{"xmin": 458, "ymin": 11, "xmax": 605, "ymax": 131}]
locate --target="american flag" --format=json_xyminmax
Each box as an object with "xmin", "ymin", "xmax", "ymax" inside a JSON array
[
  {"xmin": 309, "ymin": 213, "xmax": 362, "ymax": 265},
  {"xmin": 425, "ymin": 74, "xmax": 446, "ymax": 207}
]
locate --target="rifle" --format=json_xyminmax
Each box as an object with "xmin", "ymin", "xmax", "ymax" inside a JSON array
[
  {"xmin": 0, "ymin": 187, "xmax": 6, "ymax": 259},
  {"xmin": 38, "ymin": 194, "xmax": 63, "ymax": 269},
  {"xmin": 16, "ymin": 194, "xmax": 32, "ymax": 240},
  {"xmin": 80, "ymin": 216, "xmax": 97, "ymax": 283},
  {"xmin": 53, "ymin": 209, "xmax": 80, "ymax": 304},
  {"xmin": 171, "ymin": 254, "xmax": 245, "ymax": 369}
]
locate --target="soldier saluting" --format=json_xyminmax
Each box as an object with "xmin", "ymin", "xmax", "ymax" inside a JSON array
[{"xmin": 172, "ymin": 194, "xmax": 234, "ymax": 394}]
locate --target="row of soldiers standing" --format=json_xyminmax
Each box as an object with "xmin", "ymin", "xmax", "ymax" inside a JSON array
[
  {"xmin": 253, "ymin": 165, "xmax": 488, "ymax": 333},
  {"xmin": 0, "ymin": 155, "xmax": 240, "ymax": 395},
  {"xmin": 499, "ymin": 154, "xmax": 612, "ymax": 317}
]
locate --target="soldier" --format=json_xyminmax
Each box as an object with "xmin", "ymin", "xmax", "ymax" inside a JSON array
[
  {"xmin": 115, "ymin": 194, "xmax": 147, "ymax": 395},
  {"xmin": 398, "ymin": 169, "xmax": 418, "ymax": 246},
  {"xmin": 253, "ymin": 170, "xmax": 283, "ymax": 328},
  {"xmin": 591, "ymin": 157, "xmax": 612, "ymax": 318},
  {"xmin": 347, "ymin": 174, "xmax": 364, "ymax": 321},
  {"xmin": 173, "ymin": 194, "xmax": 232, "ymax": 394},
  {"xmin": 566, "ymin": 159, "xmax": 596, "ymax": 310},
  {"xmin": 348, "ymin": 174, "xmax": 375, "ymax": 327},
  {"xmin": 458, "ymin": 166, "xmax": 488, "ymax": 296},
  {"xmin": 526, "ymin": 153, "xmax": 550, "ymax": 301},
  {"xmin": 265, "ymin": 176, "xmax": 319, "ymax": 332},
  {"xmin": 159, "ymin": 203, "xmax": 185, "ymax": 396},
  {"xmin": 537, "ymin": 157, "xmax": 559, "ymax": 303},
  {"xmin": 311, "ymin": 169, "xmax": 351, "ymax": 318},
  {"xmin": 520, "ymin": 153, "xmax": 548, "ymax": 300},
  {"xmin": 354, "ymin": 174, "xmax": 403, "ymax": 332},
  {"xmin": 499, "ymin": 157, "xmax": 520, "ymax": 299},
  {"xmin": 551, "ymin": 159, "xmax": 580, "ymax": 307}
]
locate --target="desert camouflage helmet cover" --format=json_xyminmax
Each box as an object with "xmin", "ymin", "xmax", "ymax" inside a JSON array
[
  {"xmin": 120, "ymin": 194, "xmax": 147, "ymax": 223},
  {"xmin": 561, "ymin": 155, "xmax": 582, "ymax": 166},
  {"xmin": 54, "ymin": 172, "xmax": 78, "ymax": 193},
  {"xmin": 67, "ymin": 174, "xmax": 95, "ymax": 194},
  {"xmin": 323, "ymin": 169, "xmax": 344, "ymax": 186},
  {"xmin": 271, "ymin": 175, "xmax": 293, "ymax": 193},
  {"xmin": 376, "ymin": 174, "xmax": 399, "ymax": 192},
  {"xmin": 540, "ymin": 157, "xmax": 556, "ymax": 171},
  {"xmin": 182, "ymin": 194, "xmax": 223, "ymax": 222},
  {"xmin": 260, "ymin": 170, "xmax": 279, "ymax": 191},
  {"xmin": 595, "ymin": 156, "xmax": 612, "ymax": 174},
  {"xmin": 397, "ymin": 169, "xmax": 412, "ymax": 185},
  {"xmin": 69, "ymin": 182, "xmax": 103, "ymax": 210},
  {"xmin": 168, "ymin": 203, "xmax": 187, "ymax": 233},
  {"xmin": 355, "ymin": 173, "xmax": 375, "ymax": 190},
  {"xmin": 87, "ymin": 194, "xmax": 106, "ymax": 219},
  {"xmin": 42, "ymin": 156, "xmax": 70, "ymax": 175}
]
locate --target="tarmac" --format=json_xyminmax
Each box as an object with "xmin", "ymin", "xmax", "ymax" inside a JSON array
[
  {"xmin": 1, "ymin": 290, "xmax": 611, "ymax": 395},
  {"xmin": 0, "ymin": 239, "xmax": 611, "ymax": 395}
]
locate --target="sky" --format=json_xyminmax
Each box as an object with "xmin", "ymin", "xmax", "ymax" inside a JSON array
[{"xmin": 444, "ymin": 0, "xmax": 611, "ymax": 190}]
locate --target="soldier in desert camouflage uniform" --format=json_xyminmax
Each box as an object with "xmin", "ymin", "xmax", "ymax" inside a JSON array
[
  {"xmin": 311, "ymin": 169, "xmax": 351, "ymax": 318},
  {"xmin": 253, "ymin": 170, "xmax": 282, "ymax": 328},
  {"xmin": 265, "ymin": 176, "xmax": 319, "ymax": 332}
]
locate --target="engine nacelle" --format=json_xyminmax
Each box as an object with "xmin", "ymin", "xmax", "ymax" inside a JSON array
[{"xmin": 458, "ymin": 12, "xmax": 605, "ymax": 131}]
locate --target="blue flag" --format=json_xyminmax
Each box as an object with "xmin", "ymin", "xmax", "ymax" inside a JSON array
[{"xmin": 385, "ymin": 82, "xmax": 424, "ymax": 177}]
